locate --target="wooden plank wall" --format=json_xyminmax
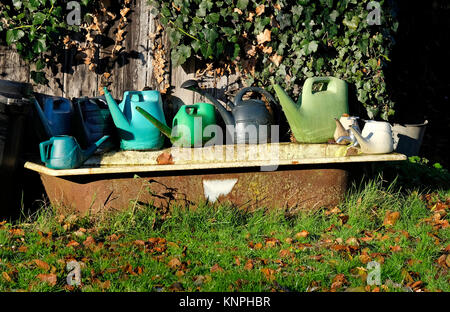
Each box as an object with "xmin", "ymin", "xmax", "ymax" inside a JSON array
[{"xmin": 0, "ymin": 0, "xmax": 241, "ymax": 117}]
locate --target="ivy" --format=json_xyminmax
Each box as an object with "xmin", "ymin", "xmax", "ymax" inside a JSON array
[
  {"xmin": 150, "ymin": 0, "xmax": 398, "ymax": 120},
  {"xmin": 0, "ymin": 0, "xmax": 96, "ymax": 84}
]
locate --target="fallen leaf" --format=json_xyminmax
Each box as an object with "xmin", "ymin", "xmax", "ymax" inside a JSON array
[
  {"xmin": 107, "ymin": 234, "xmax": 119, "ymax": 242},
  {"xmin": 279, "ymin": 249, "xmax": 293, "ymax": 258},
  {"xmin": 359, "ymin": 254, "xmax": 371, "ymax": 264},
  {"xmin": 169, "ymin": 282, "xmax": 184, "ymax": 291},
  {"xmin": 66, "ymin": 240, "xmax": 80, "ymax": 248},
  {"xmin": 34, "ymin": 259, "xmax": 50, "ymax": 271},
  {"xmin": 234, "ymin": 257, "xmax": 241, "ymax": 266},
  {"xmin": 233, "ymin": 8, "xmax": 243, "ymax": 15},
  {"xmin": 244, "ymin": 259, "xmax": 254, "ymax": 270},
  {"xmin": 390, "ymin": 245, "xmax": 402, "ymax": 252},
  {"xmin": 9, "ymin": 228, "xmax": 24, "ymax": 236},
  {"xmin": 18, "ymin": 246, "xmax": 28, "ymax": 252},
  {"xmin": 83, "ymin": 236, "xmax": 96, "ymax": 247},
  {"xmin": 254, "ymin": 243, "xmax": 263, "ymax": 250},
  {"xmin": 168, "ymin": 258, "xmax": 181, "ymax": 269},
  {"xmin": 383, "ymin": 211, "xmax": 400, "ymax": 226},
  {"xmin": 295, "ymin": 230, "xmax": 309, "ymax": 239},
  {"xmin": 331, "ymin": 274, "xmax": 347, "ymax": 290},
  {"xmin": 175, "ymin": 270, "xmax": 185, "ymax": 277},
  {"xmin": 260, "ymin": 268, "xmax": 276, "ymax": 281},
  {"xmin": 157, "ymin": 152, "xmax": 174, "ymax": 165},
  {"xmin": 446, "ymin": 255, "xmax": 450, "ymax": 268},
  {"xmin": 2, "ymin": 272, "xmax": 12, "ymax": 282},
  {"xmin": 37, "ymin": 273, "xmax": 57, "ymax": 286},
  {"xmin": 210, "ymin": 263, "xmax": 224, "ymax": 273}
]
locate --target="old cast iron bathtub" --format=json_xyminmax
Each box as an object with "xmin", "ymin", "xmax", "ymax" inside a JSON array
[{"xmin": 24, "ymin": 143, "xmax": 406, "ymax": 215}]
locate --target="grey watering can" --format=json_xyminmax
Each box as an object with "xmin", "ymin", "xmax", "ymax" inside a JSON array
[{"xmin": 181, "ymin": 80, "xmax": 279, "ymax": 144}]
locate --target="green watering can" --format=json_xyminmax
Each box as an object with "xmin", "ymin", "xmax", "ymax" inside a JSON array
[
  {"xmin": 136, "ymin": 103, "xmax": 217, "ymax": 147},
  {"xmin": 273, "ymin": 77, "xmax": 349, "ymax": 143}
]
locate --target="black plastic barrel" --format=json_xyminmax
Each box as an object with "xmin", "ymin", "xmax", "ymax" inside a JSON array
[{"xmin": 0, "ymin": 79, "xmax": 34, "ymax": 218}]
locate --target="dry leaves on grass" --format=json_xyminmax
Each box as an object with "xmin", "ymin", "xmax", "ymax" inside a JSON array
[
  {"xmin": 210, "ymin": 263, "xmax": 224, "ymax": 273},
  {"xmin": 383, "ymin": 211, "xmax": 400, "ymax": 226},
  {"xmin": 257, "ymin": 29, "xmax": 271, "ymax": 45},
  {"xmin": 33, "ymin": 259, "xmax": 50, "ymax": 271},
  {"xmin": 295, "ymin": 230, "xmax": 309, "ymax": 239},
  {"xmin": 37, "ymin": 273, "xmax": 57, "ymax": 286},
  {"xmin": 260, "ymin": 268, "xmax": 276, "ymax": 281},
  {"xmin": 331, "ymin": 274, "xmax": 348, "ymax": 291}
]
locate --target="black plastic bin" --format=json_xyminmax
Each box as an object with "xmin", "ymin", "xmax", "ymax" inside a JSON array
[{"xmin": 0, "ymin": 79, "xmax": 35, "ymax": 217}]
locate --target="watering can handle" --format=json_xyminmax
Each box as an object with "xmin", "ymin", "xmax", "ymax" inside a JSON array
[
  {"xmin": 234, "ymin": 87, "xmax": 280, "ymax": 122},
  {"xmin": 183, "ymin": 104, "xmax": 199, "ymax": 115},
  {"xmin": 39, "ymin": 139, "xmax": 53, "ymax": 163},
  {"xmin": 304, "ymin": 77, "xmax": 333, "ymax": 95}
]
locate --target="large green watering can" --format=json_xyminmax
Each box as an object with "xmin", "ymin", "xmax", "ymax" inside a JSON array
[
  {"xmin": 273, "ymin": 77, "xmax": 349, "ymax": 143},
  {"xmin": 136, "ymin": 103, "xmax": 216, "ymax": 147}
]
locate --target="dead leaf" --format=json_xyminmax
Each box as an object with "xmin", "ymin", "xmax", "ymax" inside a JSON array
[
  {"xmin": 234, "ymin": 257, "xmax": 241, "ymax": 266},
  {"xmin": 383, "ymin": 211, "xmax": 400, "ymax": 226},
  {"xmin": 169, "ymin": 282, "xmax": 184, "ymax": 291},
  {"xmin": 233, "ymin": 8, "xmax": 243, "ymax": 15},
  {"xmin": 18, "ymin": 246, "xmax": 28, "ymax": 253},
  {"xmin": 107, "ymin": 234, "xmax": 119, "ymax": 242},
  {"xmin": 34, "ymin": 259, "xmax": 50, "ymax": 271},
  {"xmin": 254, "ymin": 242, "xmax": 263, "ymax": 250},
  {"xmin": 269, "ymin": 53, "xmax": 282, "ymax": 67},
  {"xmin": 157, "ymin": 152, "xmax": 174, "ymax": 165},
  {"xmin": 168, "ymin": 258, "xmax": 181, "ymax": 269},
  {"xmin": 244, "ymin": 259, "xmax": 254, "ymax": 270},
  {"xmin": 390, "ymin": 245, "xmax": 402, "ymax": 252},
  {"xmin": 260, "ymin": 268, "xmax": 276, "ymax": 281},
  {"xmin": 66, "ymin": 240, "xmax": 80, "ymax": 248},
  {"xmin": 295, "ymin": 230, "xmax": 309, "ymax": 239},
  {"xmin": 359, "ymin": 254, "xmax": 371, "ymax": 264},
  {"xmin": 83, "ymin": 236, "xmax": 96, "ymax": 247},
  {"xmin": 9, "ymin": 228, "xmax": 24, "ymax": 236},
  {"xmin": 257, "ymin": 29, "xmax": 271, "ymax": 45},
  {"xmin": 37, "ymin": 273, "xmax": 57, "ymax": 286},
  {"xmin": 279, "ymin": 249, "xmax": 293, "ymax": 258},
  {"xmin": 210, "ymin": 263, "xmax": 224, "ymax": 273},
  {"xmin": 331, "ymin": 274, "xmax": 347, "ymax": 290},
  {"xmin": 246, "ymin": 12, "xmax": 254, "ymax": 22},
  {"xmin": 2, "ymin": 272, "xmax": 12, "ymax": 282},
  {"xmin": 255, "ymin": 4, "xmax": 265, "ymax": 16}
]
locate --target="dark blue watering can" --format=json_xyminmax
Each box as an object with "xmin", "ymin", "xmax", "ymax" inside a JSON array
[
  {"xmin": 73, "ymin": 96, "xmax": 116, "ymax": 150},
  {"xmin": 33, "ymin": 95, "xmax": 73, "ymax": 137}
]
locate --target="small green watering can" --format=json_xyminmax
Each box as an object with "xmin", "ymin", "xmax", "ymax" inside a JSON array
[
  {"xmin": 273, "ymin": 77, "xmax": 349, "ymax": 143},
  {"xmin": 136, "ymin": 103, "xmax": 216, "ymax": 147}
]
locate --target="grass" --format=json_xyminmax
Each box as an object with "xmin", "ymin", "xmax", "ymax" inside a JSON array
[{"xmin": 0, "ymin": 177, "xmax": 449, "ymax": 292}]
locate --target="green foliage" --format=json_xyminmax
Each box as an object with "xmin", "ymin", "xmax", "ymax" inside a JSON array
[
  {"xmin": 150, "ymin": 0, "xmax": 398, "ymax": 120},
  {"xmin": 0, "ymin": 0, "xmax": 95, "ymax": 84}
]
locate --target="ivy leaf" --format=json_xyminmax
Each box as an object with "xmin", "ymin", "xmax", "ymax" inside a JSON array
[
  {"xmin": 237, "ymin": 0, "xmax": 248, "ymax": 10},
  {"xmin": 308, "ymin": 41, "xmax": 318, "ymax": 53},
  {"xmin": 12, "ymin": 0, "xmax": 22, "ymax": 10},
  {"xmin": 33, "ymin": 12, "xmax": 47, "ymax": 25},
  {"xmin": 33, "ymin": 38, "xmax": 47, "ymax": 54},
  {"xmin": 6, "ymin": 29, "xmax": 25, "ymax": 45},
  {"xmin": 31, "ymin": 70, "xmax": 49, "ymax": 85},
  {"xmin": 36, "ymin": 58, "xmax": 45, "ymax": 71}
]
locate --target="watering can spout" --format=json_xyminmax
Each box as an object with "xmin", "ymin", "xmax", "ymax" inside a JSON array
[
  {"xmin": 33, "ymin": 98, "xmax": 53, "ymax": 137},
  {"xmin": 81, "ymin": 135, "xmax": 110, "ymax": 162},
  {"xmin": 273, "ymin": 84, "xmax": 301, "ymax": 113},
  {"xmin": 103, "ymin": 87, "xmax": 130, "ymax": 130},
  {"xmin": 349, "ymin": 126, "xmax": 369, "ymax": 149}
]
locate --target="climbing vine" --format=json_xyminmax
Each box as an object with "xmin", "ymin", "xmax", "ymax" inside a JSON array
[
  {"xmin": 0, "ymin": 0, "xmax": 131, "ymax": 86},
  {"xmin": 150, "ymin": 0, "xmax": 398, "ymax": 120}
]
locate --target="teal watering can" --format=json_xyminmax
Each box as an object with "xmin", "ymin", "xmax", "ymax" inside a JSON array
[
  {"xmin": 40, "ymin": 135, "xmax": 109, "ymax": 169},
  {"xmin": 136, "ymin": 103, "xmax": 217, "ymax": 147},
  {"xmin": 273, "ymin": 77, "xmax": 349, "ymax": 143},
  {"xmin": 103, "ymin": 87, "xmax": 167, "ymax": 150},
  {"xmin": 33, "ymin": 94, "xmax": 73, "ymax": 137}
]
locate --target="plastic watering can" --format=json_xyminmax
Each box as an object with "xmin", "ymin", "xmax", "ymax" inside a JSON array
[
  {"xmin": 39, "ymin": 135, "xmax": 109, "ymax": 169},
  {"xmin": 273, "ymin": 77, "xmax": 349, "ymax": 143},
  {"xmin": 136, "ymin": 103, "xmax": 217, "ymax": 147},
  {"xmin": 103, "ymin": 87, "xmax": 167, "ymax": 150},
  {"xmin": 33, "ymin": 95, "xmax": 73, "ymax": 137},
  {"xmin": 181, "ymin": 80, "xmax": 279, "ymax": 144},
  {"xmin": 349, "ymin": 120, "xmax": 393, "ymax": 154},
  {"xmin": 73, "ymin": 96, "xmax": 116, "ymax": 150}
]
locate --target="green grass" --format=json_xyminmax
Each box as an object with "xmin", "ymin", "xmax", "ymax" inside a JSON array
[{"xmin": 0, "ymin": 177, "xmax": 449, "ymax": 292}]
